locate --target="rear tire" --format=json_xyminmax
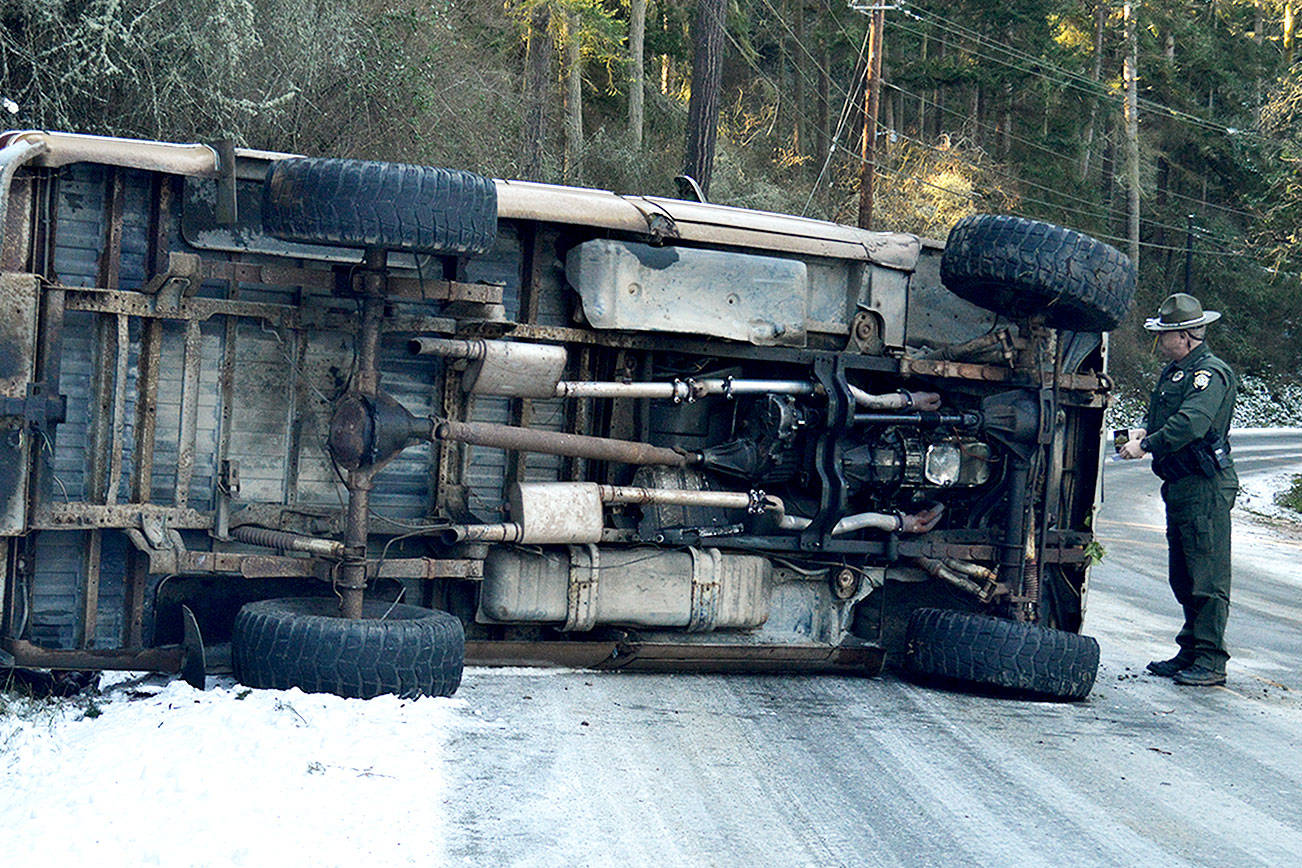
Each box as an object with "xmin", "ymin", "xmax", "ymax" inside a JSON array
[
  {"xmin": 940, "ymin": 214, "xmax": 1135, "ymax": 332},
  {"xmin": 905, "ymin": 607, "xmax": 1099, "ymax": 701},
  {"xmin": 262, "ymin": 158, "xmax": 498, "ymax": 255},
  {"xmin": 232, "ymin": 596, "xmax": 465, "ymax": 699}
]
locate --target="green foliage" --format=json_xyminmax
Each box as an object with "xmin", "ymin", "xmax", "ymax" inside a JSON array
[
  {"xmin": 1274, "ymin": 473, "xmax": 1302, "ymax": 512},
  {"xmin": 1083, "ymin": 539, "xmax": 1107, "ymax": 567},
  {"xmin": 2, "ymin": 0, "xmax": 1301, "ymax": 383}
]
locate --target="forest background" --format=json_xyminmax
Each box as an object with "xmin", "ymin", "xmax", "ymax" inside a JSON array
[{"xmin": 4, "ymin": 0, "xmax": 1302, "ymax": 399}]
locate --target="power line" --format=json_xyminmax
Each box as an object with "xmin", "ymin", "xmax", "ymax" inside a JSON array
[
  {"xmin": 841, "ymin": 143, "xmax": 1261, "ymax": 258},
  {"xmin": 731, "ymin": 0, "xmax": 1261, "ymax": 249},
  {"xmin": 823, "ymin": 0, "xmax": 1267, "ymax": 225},
  {"xmin": 898, "ymin": 4, "xmax": 1271, "ymax": 144}
]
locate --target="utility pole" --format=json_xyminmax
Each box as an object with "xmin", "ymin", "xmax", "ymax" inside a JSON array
[
  {"xmin": 851, "ymin": 3, "xmax": 889, "ymax": 229},
  {"xmin": 1123, "ymin": 1, "xmax": 1140, "ymax": 271}
]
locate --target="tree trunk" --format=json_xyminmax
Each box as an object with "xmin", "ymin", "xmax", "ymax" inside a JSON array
[
  {"xmin": 1287, "ymin": 3, "xmax": 1297, "ymax": 67},
  {"xmin": 683, "ymin": 0, "xmax": 727, "ymax": 198},
  {"xmin": 794, "ymin": 1, "xmax": 806, "ymax": 158},
  {"xmin": 523, "ymin": 6, "xmax": 554, "ymax": 181},
  {"xmin": 918, "ymin": 31, "xmax": 928, "ymax": 137},
  {"xmin": 564, "ymin": 12, "xmax": 584, "ymax": 182},
  {"xmin": 816, "ymin": 40, "xmax": 829, "ymax": 164},
  {"xmin": 1080, "ymin": 1, "xmax": 1105, "ymax": 182},
  {"xmin": 1123, "ymin": 1, "xmax": 1140, "ymax": 270},
  {"xmin": 934, "ymin": 39, "xmax": 944, "ymax": 141},
  {"xmin": 629, "ymin": 0, "xmax": 646, "ymax": 148}
]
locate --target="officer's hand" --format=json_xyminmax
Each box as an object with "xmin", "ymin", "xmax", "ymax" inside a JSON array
[{"xmin": 1119, "ymin": 439, "xmax": 1146, "ymax": 460}]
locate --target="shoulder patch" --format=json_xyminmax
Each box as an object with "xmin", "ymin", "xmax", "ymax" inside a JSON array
[
  {"xmin": 1192, "ymin": 370, "xmax": 1212, "ymax": 390},
  {"xmin": 1170, "ymin": 370, "xmax": 1185, "ymax": 383}
]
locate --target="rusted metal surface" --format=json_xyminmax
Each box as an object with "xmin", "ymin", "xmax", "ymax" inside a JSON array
[
  {"xmin": 230, "ymin": 526, "xmax": 345, "ymax": 558},
  {"xmin": 0, "ymin": 539, "xmax": 10, "ymax": 640},
  {"xmin": 197, "ymin": 261, "xmax": 502, "ymax": 305},
  {"xmin": 0, "ymin": 137, "xmax": 47, "ymax": 265},
  {"xmin": 30, "ymin": 503, "xmax": 213, "ymax": 530},
  {"xmin": 167, "ymin": 550, "xmax": 322, "ymax": 579},
  {"xmin": 438, "ymin": 419, "xmax": 693, "ymax": 467},
  {"xmin": 374, "ymin": 558, "xmax": 484, "ymax": 580},
  {"xmin": 0, "ymin": 272, "xmax": 40, "ymax": 534},
  {"xmin": 62, "ymin": 285, "xmax": 300, "ymax": 328},
  {"xmin": 1, "ymin": 171, "xmax": 33, "ymax": 271},
  {"xmin": 75, "ymin": 169, "xmax": 127, "ymax": 648},
  {"xmin": 131, "ymin": 319, "xmax": 162, "ymax": 501},
  {"xmin": 174, "ymin": 320, "xmax": 202, "ymax": 507},
  {"xmin": 465, "ymin": 639, "xmax": 623, "ymax": 669},
  {"xmin": 107, "ymin": 314, "xmax": 129, "ymax": 502},
  {"xmin": 900, "ymin": 358, "xmax": 1014, "ymax": 383},
  {"xmin": 380, "ymin": 276, "xmax": 504, "ymax": 304},
  {"xmin": 897, "ymin": 537, "xmax": 1085, "ymax": 565},
  {"xmin": 443, "ymin": 523, "xmax": 525, "ymax": 544},
  {"xmin": 5, "ymin": 638, "xmax": 182, "ymax": 672},
  {"xmin": 79, "ymin": 531, "xmax": 103, "ymax": 647},
  {"xmin": 338, "ymin": 249, "xmax": 387, "ymax": 619},
  {"xmin": 283, "ymin": 328, "xmax": 309, "ymax": 505},
  {"xmin": 900, "ymin": 356, "xmax": 1105, "ymax": 394},
  {"xmin": 206, "ymin": 257, "xmax": 500, "ymax": 306},
  {"xmin": 125, "ymin": 178, "xmax": 171, "ymax": 647},
  {"xmin": 597, "ymin": 484, "xmax": 758, "ymax": 510},
  {"xmin": 434, "ymin": 359, "xmax": 468, "ymax": 518},
  {"xmin": 139, "ymin": 549, "xmax": 482, "ymax": 582},
  {"xmin": 464, "ymin": 638, "xmax": 885, "ymax": 675}
]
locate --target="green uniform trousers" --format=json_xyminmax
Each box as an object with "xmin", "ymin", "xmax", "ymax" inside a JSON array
[{"xmin": 1161, "ymin": 473, "xmax": 1235, "ymax": 674}]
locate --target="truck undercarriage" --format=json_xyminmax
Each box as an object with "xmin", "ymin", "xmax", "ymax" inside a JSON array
[{"xmin": 0, "ymin": 132, "xmax": 1134, "ymax": 701}]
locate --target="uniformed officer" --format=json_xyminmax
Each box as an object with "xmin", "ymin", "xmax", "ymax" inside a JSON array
[{"xmin": 1118, "ymin": 293, "xmax": 1238, "ymax": 686}]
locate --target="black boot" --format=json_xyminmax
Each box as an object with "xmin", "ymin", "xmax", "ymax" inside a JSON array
[
  {"xmin": 1173, "ymin": 665, "xmax": 1226, "ymax": 686},
  {"xmin": 1146, "ymin": 655, "xmax": 1192, "ymax": 677}
]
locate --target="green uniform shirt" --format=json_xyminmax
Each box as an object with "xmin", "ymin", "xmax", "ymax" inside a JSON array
[{"xmin": 1142, "ymin": 342, "xmax": 1237, "ymax": 480}]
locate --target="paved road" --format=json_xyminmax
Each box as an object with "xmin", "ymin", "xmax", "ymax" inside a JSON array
[{"xmin": 443, "ymin": 431, "xmax": 1302, "ymax": 867}]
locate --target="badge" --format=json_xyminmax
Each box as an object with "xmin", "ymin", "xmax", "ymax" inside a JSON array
[
  {"xmin": 1193, "ymin": 370, "xmax": 1212, "ymax": 390},
  {"xmin": 1170, "ymin": 370, "xmax": 1185, "ymax": 383}
]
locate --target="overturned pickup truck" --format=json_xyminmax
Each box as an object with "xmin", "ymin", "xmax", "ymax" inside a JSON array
[{"xmin": 0, "ymin": 131, "xmax": 1133, "ymax": 701}]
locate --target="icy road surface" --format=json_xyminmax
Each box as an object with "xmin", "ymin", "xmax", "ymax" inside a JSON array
[{"xmin": 3, "ymin": 430, "xmax": 1301, "ymax": 866}]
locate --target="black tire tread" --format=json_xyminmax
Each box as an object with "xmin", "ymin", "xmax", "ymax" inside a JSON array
[
  {"xmin": 263, "ymin": 158, "xmax": 497, "ymax": 255},
  {"xmin": 232, "ymin": 596, "xmax": 465, "ymax": 699},
  {"xmin": 905, "ymin": 607, "xmax": 1099, "ymax": 701},
  {"xmin": 940, "ymin": 214, "xmax": 1135, "ymax": 332}
]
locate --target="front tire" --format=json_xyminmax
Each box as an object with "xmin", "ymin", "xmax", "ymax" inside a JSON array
[
  {"xmin": 232, "ymin": 596, "xmax": 465, "ymax": 699},
  {"xmin": 905, "ymin": 607, "xmax": 1099, "ymax": 701},
  {"xmin": 940, "ymin": 214, "xmax": 1135, "ymax": 332}
]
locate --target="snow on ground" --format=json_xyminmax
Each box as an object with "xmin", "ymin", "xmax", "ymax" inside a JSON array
[
  {"xmin": 1, "ymin": 674, "xmax": 457, "ymax": 864},
  {"xmin": 1236, "ymin": 466, "xmax": 1302, "ymax": 524},
  {"xmin": 3, "ymin": 429, "xmax": 1301, "ymax": 865},
  {"xmin": 1108, "ymin": 374, "xmax": 1302, "ymax": 430}
]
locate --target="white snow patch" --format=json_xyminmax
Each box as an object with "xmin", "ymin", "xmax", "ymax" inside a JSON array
[
  {"xmin": 1108, "ymin": 374, "xmax": 1302, "ymax": 429},
  {"xmin": 1237, "ymin": 468, "xmax": 1302, "ymax": 524},
  {"xmin": 1, "ymin": 677, "xmax": 457, "ymax": 864}
]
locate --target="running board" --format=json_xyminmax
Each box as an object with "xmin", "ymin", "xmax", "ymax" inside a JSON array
[{"xmin": 465, "ymin": 638, "xmax": 885, "ymax": 675}]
